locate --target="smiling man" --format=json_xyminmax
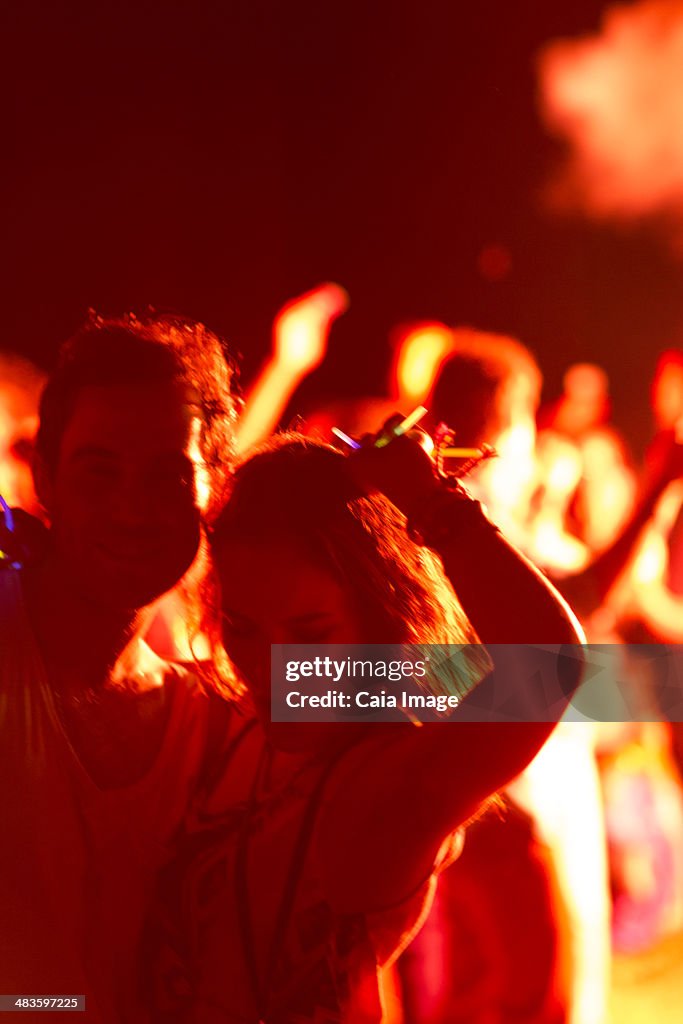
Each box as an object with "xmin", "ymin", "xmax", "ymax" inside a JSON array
[{"xmin": 0, "ymin": 314, "xmax": 237, "ymax": 1022}]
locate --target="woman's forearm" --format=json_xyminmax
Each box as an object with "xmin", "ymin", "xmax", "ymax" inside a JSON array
[{"xmin": 426, "ymin": 504, "xmax": 584, "ymax": 646}]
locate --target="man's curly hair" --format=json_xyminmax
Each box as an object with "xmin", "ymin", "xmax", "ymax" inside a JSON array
[{"xmin": 36, "ymin": 311, "xmax": 240, "ymax": 522}]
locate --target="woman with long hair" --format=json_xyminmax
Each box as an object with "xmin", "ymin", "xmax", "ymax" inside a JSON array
[{"xmin": 149, "ymin": 429, "xmax": 583, "ymax": 1024}]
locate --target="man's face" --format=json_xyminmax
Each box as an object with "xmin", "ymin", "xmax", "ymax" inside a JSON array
[{"xmin": 42, "ymin": 379, "xmax": 203, "ymax": 613}]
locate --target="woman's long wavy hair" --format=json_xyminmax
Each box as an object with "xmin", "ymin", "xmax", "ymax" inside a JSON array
[{"xmin": 200, "ymin": 433, "xmax": 489, "ymax": 700}]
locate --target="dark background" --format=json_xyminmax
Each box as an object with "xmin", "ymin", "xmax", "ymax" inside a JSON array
[{"xmin": 5, "ymin": 0, "xmax": 680, "ymax": 454}]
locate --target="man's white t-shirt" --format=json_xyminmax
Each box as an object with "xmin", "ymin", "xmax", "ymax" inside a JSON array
[{"xmin": 0, "ymin": 569, "xmax": 221, "ymax": 1023}]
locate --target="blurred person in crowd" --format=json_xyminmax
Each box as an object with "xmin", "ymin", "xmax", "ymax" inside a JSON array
[
  {"xmin": 537, "ymin": 363, "xmax": 636, "ymax": 559},
  {"xmin": 429, "ymin": 329, "xmax": 542, "ymax": 550},
  {"xmin": 588, "ymin": 351, "xmax": 683, "ymax": 954},
  {"xmin": 558, "ymin": 405, "xmax": 683, "ymax": 958},
  {"xmin": 431, "ymin": 339, "xmax": 683, "ymax": 978},
  {"xmin": 0, "ymin": 313, "xmax": 237, "ymax": 1023},
  {"xmin": 622, "ymin": 350, "xmax": 683, "ymax": 638},
  {"xmin": 581, "ymin": 350, "xmax": 683, "ymax": 640},
  {"xmin": 392, "ymin": 330, "xmax": 610, "ymax": 1024},
  {"xmin": 147, "ymin": 430, "xmax": 584, "ymax": 1024},
  {"xmin": 531, "ymin": 430, "xmax": 590, "ymax": 573},
  {"xmin": 0, "ymin": 351, "xmax": 46, "ymax": 514},
  {"xmin": 651, "ymin": 349, "xmax": 683, "ymax": 434}
]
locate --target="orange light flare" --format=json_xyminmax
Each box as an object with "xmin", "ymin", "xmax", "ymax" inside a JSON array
[
  {"xmin": 538, "ymin": 1, "xmax": 683, "ymax": 225},
  {"xmin": 390, "ymin": 322, "xmax": 455, "ymax": 407},
  {"xmin": 235, "ymin": 283, "xmax": 349, "ymax": 456}
]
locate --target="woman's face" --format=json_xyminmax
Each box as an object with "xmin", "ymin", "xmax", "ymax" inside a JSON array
[{"xmin": 214, "ymin": 535, "xmax": 365, "ymax": 750}]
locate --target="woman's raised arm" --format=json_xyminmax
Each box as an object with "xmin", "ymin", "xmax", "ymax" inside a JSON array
[{"xmin": 315, "ymin": 433, "xmax": 585, "ymax": 913}]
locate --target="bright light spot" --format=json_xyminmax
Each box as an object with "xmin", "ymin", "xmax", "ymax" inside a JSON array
[
  {"xmin": 533, "ymin": 518, "xmax": 589, "ymax": 572},
  {"xmin": 633, "ymin": 532, "xmax": 667, "ymax": 584},
  {"xmin": 546, "ymin": 447, "xmax": 583, "ymax": 495},
  {"xmin": 393, "ymin": 323, "xmax": 454, "ymax": 404},
  {"xmin": 418, "ymin": 432, "xmax": 435, "ymax": 456},
  {"xmin": 236, "ymin": 283, "xmax": 349, "ymax": 455},
  {"xmin": 274, "ymin": 283, "xmax": 349, "ymax": 372},
  {"xmin": 187, "ymin": 417, "xmax": 211, "ymax": 511}
]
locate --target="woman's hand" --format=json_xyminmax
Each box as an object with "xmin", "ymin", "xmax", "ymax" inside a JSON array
[{"xmin": 345, "ymin": 419, "xmax": 441, "ymax": 518}]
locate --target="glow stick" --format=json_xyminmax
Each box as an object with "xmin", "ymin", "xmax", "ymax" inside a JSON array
[
  {"xmin": 394, "ymin": 405, "xmax": 428, "ymax": 435},
  {"xmin": 375, "ymin": 405, "xmax": 429, "ymax": 447},
  {"xmin": 440, "ymin": 447, "xmax": 482, "ymax": 458},
  {"xmin": 331, "ymin": 427, "xmax": 361, "ymax": 450}
]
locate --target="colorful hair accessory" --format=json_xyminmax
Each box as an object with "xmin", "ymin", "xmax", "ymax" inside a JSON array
[
  {"xmin": 331, "ymin": 427, "xmax": 362, "ymax": 450},
  {"xmin": 375, "ymin": 405, "xmax": 428, "ymax": 448}
]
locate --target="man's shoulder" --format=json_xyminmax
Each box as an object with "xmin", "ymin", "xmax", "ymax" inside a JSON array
[
  {"xmin": 160, "ymin": 655, "xmax": 257, "ymax": 749},
  {"xmin": 164, "ymin": 663, "xmax": 259, "ymax": 807}
]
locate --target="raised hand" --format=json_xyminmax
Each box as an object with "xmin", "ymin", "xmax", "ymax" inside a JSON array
[{"xmin": 344, "ymin": 419, "xmax": 441, "ymax": 519}]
